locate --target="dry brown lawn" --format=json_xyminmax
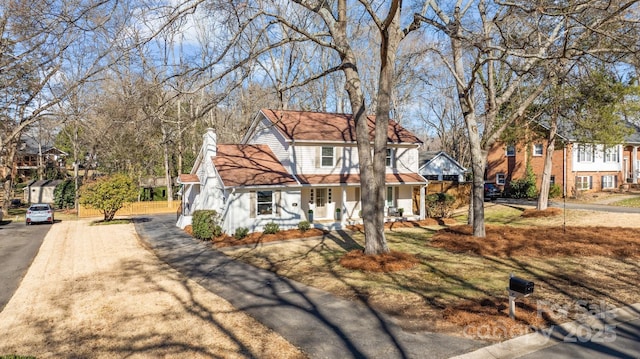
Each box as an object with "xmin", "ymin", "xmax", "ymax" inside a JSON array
[{"xmin": 217, "ymin": 204, "xmax": 640, "ymax": 342}]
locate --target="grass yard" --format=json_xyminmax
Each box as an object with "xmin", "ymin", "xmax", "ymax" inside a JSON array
[{"xmin": 219, "ymin": 204, "xmax": 640, "ymax": 342}]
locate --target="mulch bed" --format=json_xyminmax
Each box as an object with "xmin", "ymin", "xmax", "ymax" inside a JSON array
[
  {"xmin": 521, "ymin": 207, "xmax": 562, "ymax": 218},
  {"xmin": 431, "ymin": 224, "xmax": 640, "ymax": 257},
  {"xmin": 339, "ymin": 250, "xmax": 419, "ymax": 272},
  {"xmin": 212, "ymin": 228, "xmax": 327, "ymax": 248}
]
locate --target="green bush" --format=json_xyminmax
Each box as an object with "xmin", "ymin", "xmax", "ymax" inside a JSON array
[
  {"xmin": 298, "ymin": 220, "xmax": 311, "ymax": 232},
  {"xmin": 425, "ymin": 192, "xmax": 456, "ymax": 218},
  {"xmin": 54, "ymin": 180, "xmax": 76, "ymax": 209},
  {"xmin": 234, "ymin": 227, "xmax": 249, "ymax": 239},
  {"xmin": 191, "ymin": 210, "xmax": 221, "ymax": 240},
  {"xmin": 264, "ymin": 222, "xmax": 280, "ymax": 234},
  {"xmin": 507, "ymin": 164, "xmax": 538, "ymax": 199},
  {"xmin": 78, "ymin": 174, "xmax": 138, "ymax": 221},
  {"xmin": 548, "ymin": 183, "xmax": 562, "ymax": 199}
]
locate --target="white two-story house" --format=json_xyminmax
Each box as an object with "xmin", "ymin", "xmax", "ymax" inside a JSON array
[{"xmin": 177, "ymin": 109, "xmax": 427, "ymax": 234}]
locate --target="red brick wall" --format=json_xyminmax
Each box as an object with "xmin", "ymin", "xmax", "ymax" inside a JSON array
[{"xmin": 486, "ymin": 140, "xmax": 567, "ymax": 193}]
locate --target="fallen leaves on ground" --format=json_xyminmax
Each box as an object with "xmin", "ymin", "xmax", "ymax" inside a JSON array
[
  {"xmin": 339, "ymin": 250, "xmax": 419, "ymax": 272},
  {"xmin": 212, "ymin": 228, "xmax": 327, "ymax": 248},
  {"xmin": 431, "ymin": 225, "xmax": 640, "ymax": 257}
]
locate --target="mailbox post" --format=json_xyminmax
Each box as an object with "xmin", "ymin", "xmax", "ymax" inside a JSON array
[{"xmin": 507, "ymin": 274, "xmax": 534, "ymax": 320}]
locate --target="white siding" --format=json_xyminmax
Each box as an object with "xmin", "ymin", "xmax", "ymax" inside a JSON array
[
  {"xmin": 293, "ymin": 143, "xmax": 420, "ymax": 175},
  {"xmin": 246, "ymin": 118, "xmax": 291, "ymax": 170},
  {"xmin": 572, "ymin": 144, "xmax": 622, "ymax": 172},
  {"xmin": 222, "ymin": 189, "xmax": 303, "ymax": 234},
  {"xmin": 392, "ymin": 146, "xmax": 419, "ymax": 173}
]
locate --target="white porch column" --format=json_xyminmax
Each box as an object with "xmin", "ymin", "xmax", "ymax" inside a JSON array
[
  {"xmin": 419, "ymin": 185, "xmax": 426, "ymax": 220},
  {"xmin": 341, "ymin": 185, "xmax": 347, "ymax": 225},
  {"xmin": 633, "ymin": 146, "xmax": 638, "ymax": 183}
]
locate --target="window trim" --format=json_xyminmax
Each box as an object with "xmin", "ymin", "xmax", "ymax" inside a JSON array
[
  {"xmin": 577, "ymin": 145, "xmax": 594, "ymax": 163},
  {"xmin": 385, "ymin": 148, "xmax": 394, "ymax": 167},
  {"xmin": 386, "ymin": 186, "xmax": 394, "ymax": 207},
  {"xmin": 602, "ymin": 175, "xmax": 616, "ymax": 189},
  {"xmin": 496, "ymin": 173, "xmax": 506, "ymax": 185},
  {"xmin": 576, "ymin": 176, "xmax": 592, "ymax": 190},
  {"xmin": 256, "ymin": 190, "xmax": 273, "ymax": 216},
  {"xmin": 320, "ymin": 146, "xmax": 334, "ymax": 167},
  {"xmin": 604, "ymin": 146, "xmax": 619, "ymax": 163},
  {"xmin": 533, "ymin": 143, "xmax": 544, "ymax": 157}
]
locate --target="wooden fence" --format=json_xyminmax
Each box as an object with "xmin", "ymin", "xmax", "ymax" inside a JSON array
[{"xmin": 79, "ymin": 201, "xmax": 180, "ymax": 218}]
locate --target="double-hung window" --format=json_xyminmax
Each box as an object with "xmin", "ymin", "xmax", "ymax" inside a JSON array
[
  {"xmin": 533, "ymin": 144, "xmax": 543, "ymax": 156},
  {"xmin": 576, "ymin": 176, "xmax": 591, "ymax": 190},
  {"xmin": 386, "ymin": 148, "xmax": 394, "ymax": 167},
  {"xmin": 257, "ymin": 191, "xmax": 273, "ymax": 215},
  {"xmin": 604, "ymin": 146, "xmax": 619, "ymax": 162},
  {"xmin": 496, "ymin": 173, "xmax": 506, "ymax": 185},
  {"xmin": 577, "ymin": 145, "xmax": 594, "ymax": 162},
  {"xmin": 506, "ymin": 145, "xmax": 516, "ymax": 157},
  {"xmin": 602, "ymin": 175, "xmax": 616, "ymax": 189},
  {"xmin": 321, "ymin": 147, "xmax": 334, "ymax": 167}
]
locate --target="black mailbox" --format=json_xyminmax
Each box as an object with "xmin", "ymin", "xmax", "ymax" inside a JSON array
[{"xmin": 509, "ymin": 276, "xmax": 534, "ymax": 296}]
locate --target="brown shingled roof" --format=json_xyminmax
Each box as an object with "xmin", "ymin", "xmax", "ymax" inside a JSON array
[
  {"xmin": 213, "ymin": 144, "xmax": 298, "ymax": 187},
  {"xmin": 296, "ymin": 173, "xmax": 426, "ymax": 185},
  {"xmin": 260, "ymin": 109, "xmax": 422, "ymax": 144}
]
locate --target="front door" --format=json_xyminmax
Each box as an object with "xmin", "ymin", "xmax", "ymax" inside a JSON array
[{"xmin": 315, "ymin": 188, "xmax": 327, "ymax": 218}]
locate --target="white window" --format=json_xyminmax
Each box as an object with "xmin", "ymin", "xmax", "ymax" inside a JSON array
[
  {"xmin": 602, "ymin": 175, "xmax": 616, "ymax": 189},
  {"xmin": 386, "ymin": 186, "xmax": 394, "ymax": 207},
  {"xmin": 576, "ymin": 176, "xmax": 592, "ymax": 190},
  {"xmin": 257, "ymin": 191, "xmax": 273, "ymax": 215},
  {"xmin": 604, "ymin": 146, "xmax": 619, "ymax": 162},
  {"xmin": 386, "ymin": 148, "xmax": 394, "ymax": 167},
  {"xmin": 506, "ymin": 145, "xmax": 516, "ymax": 157},
  {"xmin": 533, "ymin": 144, "xmax": 544, "ymax": 156},
  {"xmin": 577, "ymin": 145, "xmax": 593, "ymax": 162},
  {"xmin": 321, "ymin": 147, "xmax": 334, "ymax": 167},
  {"xmin": 496, "ymin": 173, "xmax": 506, "ymax": 185}
]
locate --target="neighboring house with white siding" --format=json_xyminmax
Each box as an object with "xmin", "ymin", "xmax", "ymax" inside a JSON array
[
  {"xmin": 419, "ymin": 151, "xmax": 467, "ymax": 183},
  {"xmin": 177, "ymin": 109, "xmax": 428, "ymax": 234}
]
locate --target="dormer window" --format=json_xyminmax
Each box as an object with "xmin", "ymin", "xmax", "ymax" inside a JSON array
[{"xmin": 321, "ymin": 147, "xmax": 334, "ymax": 167}]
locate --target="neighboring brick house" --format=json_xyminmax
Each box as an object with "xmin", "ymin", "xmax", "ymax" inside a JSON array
[
  {"xmin": 486, "ymin": 124, "xmax": 640, "ymax": 196},
  {"xmin": 176, "ymin": 109, "xmax": 428, "ymax": 233}
]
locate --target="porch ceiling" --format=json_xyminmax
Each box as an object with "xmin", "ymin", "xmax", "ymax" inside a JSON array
[{"xmin": 297, "ymin": 172, "xmax": 427, "ymax": 185}]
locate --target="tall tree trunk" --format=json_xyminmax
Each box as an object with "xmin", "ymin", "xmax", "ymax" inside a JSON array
[
  {"xmin": 537, "ymin": 112, "xmax": 558, "ymax": 210},
  {"xmin": 450, "ymin": 19, "xmax": 486, "ymax": 237},
  {"xmin": 2, "ymin": 141, "xmax": 18, "ymax": 216},
  {"xmin": 334, "ymin": 0, "xmax": 388, "ymax": 255},
  {"xmin": 161, "ymin": 124, "xmax": 173, "ymax": 205}
]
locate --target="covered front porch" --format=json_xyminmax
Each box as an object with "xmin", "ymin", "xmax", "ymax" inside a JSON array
[{"xmin": 299, "ymin": 183, "xmax": 425, "ymax": 230}]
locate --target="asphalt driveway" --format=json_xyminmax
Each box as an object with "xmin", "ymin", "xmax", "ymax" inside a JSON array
[{"xmin": 0, "ymin": 219, "xmax": 50, "ymax": 311}]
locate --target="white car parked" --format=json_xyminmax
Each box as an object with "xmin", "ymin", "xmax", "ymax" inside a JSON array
[{"xmin": 26, "ymin": 203, "xmax": 55, "ymax": 225}]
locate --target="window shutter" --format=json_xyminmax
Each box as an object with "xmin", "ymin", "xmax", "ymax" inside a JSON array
[
  {"xmin": 335, "ymin": 147, "xmax": 342, "ymax": 167},
  {"xmin": 315, "ymin": 147, "xmax": 320, "ymax": 168},
  {"xmin": 392, "ymin": 149, "xmax": 397, "ymax": 169},
  {"xmin": 395, "ymin": 186, "xmax": 399, "ymax": 205},
  {"xmin": 589, "ymin": 176, "xmax": 593, "ymax": 189},
  {"xmin": 601, "ymin": 176, "xmax": 605, "ymax": 190},
  {"xmin": 275, "ymin": 190, "xmax": 281, "ymax": 216},
  {"xmin": 249, "ymin": 191, "xmax": 256, "ymax": 218}
]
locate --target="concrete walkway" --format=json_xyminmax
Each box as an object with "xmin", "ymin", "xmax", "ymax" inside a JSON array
[{"xmin": 135, "ymin": 214, "xmax": 485, "ymax": 359}]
